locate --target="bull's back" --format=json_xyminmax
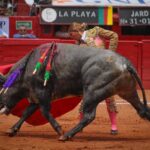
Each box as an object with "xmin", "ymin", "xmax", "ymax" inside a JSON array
[
  {"xmin": 55, "ymin": 43, "xmax": 127, "ymax": 76},
  {"xmin": 24, "ymin": 42, "xmax": 128, "ymax": 81}
]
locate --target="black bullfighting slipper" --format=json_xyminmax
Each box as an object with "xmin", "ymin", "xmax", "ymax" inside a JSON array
[{"xmin": 111, "ymin": 130, "xmax": 118, "ymax": 135}]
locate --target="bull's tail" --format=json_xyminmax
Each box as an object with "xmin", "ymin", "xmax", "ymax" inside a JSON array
[{"xmin": 127, "ymin": 63, "xmax": 147, "ymax": 107}]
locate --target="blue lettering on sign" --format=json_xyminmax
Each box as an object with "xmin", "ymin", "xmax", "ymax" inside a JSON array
[
  {"xmin": 76, "ymin": 0, "xmax": 100, "ymax": 2},
  {"xmin": 107, "ymin": 0, "xmax": 130, "ymax": 3},
  {"xmin": 109, "ymin": 0, "xmax": 149, "ymax": 4},
  {"xmin": 138, "ymin": 0, "xmax": 145, "ymax": 3},
  {"xmin": 75, "ymin": 0, "xmax": 149, "ymax": 4}
]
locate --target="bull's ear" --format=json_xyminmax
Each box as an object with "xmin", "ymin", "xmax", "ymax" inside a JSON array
[{"xmin": 0, "ymin": 73, "xmax": 6, "ymax": 84}]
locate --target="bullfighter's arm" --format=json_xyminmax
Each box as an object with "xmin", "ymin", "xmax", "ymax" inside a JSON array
[{"xmin": 97, "ymin": 27, "xmax": 119, "ymax": 51}]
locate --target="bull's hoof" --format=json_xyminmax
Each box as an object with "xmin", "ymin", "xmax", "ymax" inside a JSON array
[
  {"xmin": 59, "ymin": 135, "xmax": 69, "ymax": 141},
  {"xmin": 6, "ymin": 128, "xmax": 18, "ymax": 137}
]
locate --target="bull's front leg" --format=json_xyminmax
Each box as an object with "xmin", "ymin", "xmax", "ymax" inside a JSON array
[
  {"xmin": 40, "ymin": 102, "xmax": 63, "ymax": 136},
  {"xmin": 6, "ymin": 103, "xmax": 38, "ymax": 136},
  {"xmin": 32, "ymin": 80, "xmax": 63, "ymax": 135}
]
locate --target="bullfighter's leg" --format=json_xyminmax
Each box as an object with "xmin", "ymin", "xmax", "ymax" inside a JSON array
[
  {"xmin": 105, "ymin": 97, "xmax": 118, "ymax": 135},
  {"xmin": 79, "ymin": 96, "xmax": 118, "ymax": 135},
  {"xmin": 40, "ymin": 102, "xmax": 63, "ymax": 136},
  {"xmin": 6, "ymin": 103, "xmax": 38, "ymax": 136},
  {"xmin": 119, "ymin": 90, "xmax": 150, "ymax": 120}
]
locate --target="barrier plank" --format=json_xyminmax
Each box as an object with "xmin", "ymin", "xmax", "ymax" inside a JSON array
[
  {"xmin": 0, "ymin": 39, "xmax": 75, "ymax": 65},
  {"xmin": 142, "ymin": 40, "xmax": 150, "ymax": 88}
]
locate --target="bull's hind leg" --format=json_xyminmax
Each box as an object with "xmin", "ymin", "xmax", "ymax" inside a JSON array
[
  {"xmin": 59, "ymin": 94, "xmax": 98, "ymax": 141},
  {"xmin": 119, "ymin": 90, "xmax": 150, "ymax": 120},
  {"xmin": 59, "ymin": 83, "xmax": 116, "ymax": 141}
]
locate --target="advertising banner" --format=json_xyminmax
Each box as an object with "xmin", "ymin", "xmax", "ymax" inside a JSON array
[
  {"xmin": 119, "ymin": 7, "xmax": 150, "ymax": 25},
  {"xmin": 52, "ymin": 0, "xmax": 150, "ymax": 6},
  {"xmin": 40, "ymin": 6, "xmax": 113, "ymax": 25},
  {"xmin": 16, "ymin": 21, "xmax": 33, "ymax": 30}
]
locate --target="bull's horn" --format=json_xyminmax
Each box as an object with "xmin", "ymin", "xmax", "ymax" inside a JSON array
[{"xmin": 0, "ymin": 106, "xmax": 7, "ymax": 115}]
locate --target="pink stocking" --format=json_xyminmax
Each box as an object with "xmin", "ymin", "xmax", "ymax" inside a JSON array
[{"xmin": 105, "ymin": 100, "xmax": 117, "ymax": 131}]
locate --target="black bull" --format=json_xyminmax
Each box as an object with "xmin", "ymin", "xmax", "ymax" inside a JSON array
[{"xmin": 0, "ymin": 43, "xmax": 150, "ymax": 141}]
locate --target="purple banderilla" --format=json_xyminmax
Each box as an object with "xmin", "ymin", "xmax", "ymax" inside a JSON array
[
  {"xmin": 3, "ymin": 68, "xmax": 22, "ymax": 88},
  {"xmin": 1, "ymin": 67, "xmax": 23, "ymax": 94}
]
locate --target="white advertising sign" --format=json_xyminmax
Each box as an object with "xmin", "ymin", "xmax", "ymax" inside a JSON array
[{"xmin": 0, "ymin": 17, "xmax": 9, "ymax": 37}]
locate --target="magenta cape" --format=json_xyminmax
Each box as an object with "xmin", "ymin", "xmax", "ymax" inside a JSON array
[{"xmin": 0, "ymin": 64, "xmax": 81, "ymax": 126}]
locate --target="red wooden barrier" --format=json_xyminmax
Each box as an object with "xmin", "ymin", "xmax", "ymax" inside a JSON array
[
  {"xmin": 117, "ymin": 40, "xmax": 142, "ymax": 77},
  {"xmin": 0, "ymin": 38, "xmax": 75, "ymax": 65},
  {"xmin": 142, "ymin": 40, "xmax": 150, "ymax": 88}
]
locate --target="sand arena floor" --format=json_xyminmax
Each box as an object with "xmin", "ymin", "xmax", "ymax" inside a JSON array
[{"xmin": 0, "ymin": 90, "xmax": 150, "ymax": 150}]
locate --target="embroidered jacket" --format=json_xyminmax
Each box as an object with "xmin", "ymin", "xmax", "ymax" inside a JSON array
[{"xmin": 83, "ymin": 26, "xmax": 118, "ymax": 51}]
